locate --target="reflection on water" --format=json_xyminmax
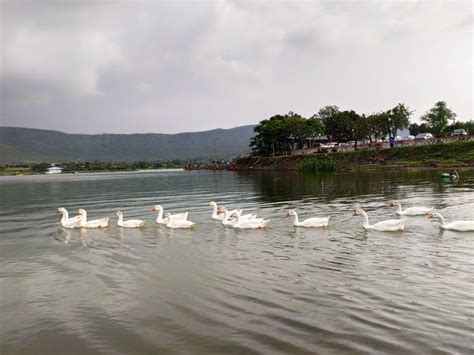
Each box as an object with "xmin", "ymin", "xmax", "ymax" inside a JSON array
[{"xmin": 0, "ymin": 169, "xmax": 473, "ymax": 354}]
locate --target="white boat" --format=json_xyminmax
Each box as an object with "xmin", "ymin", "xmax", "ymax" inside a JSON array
[{"xmin": 46, "ymin": 166, "xmax": 63, "ymax": 174}]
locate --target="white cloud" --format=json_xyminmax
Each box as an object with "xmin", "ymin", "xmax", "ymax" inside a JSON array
[{"xmin": 136, "ymin": 80, "xmax": 153, "ymax": 93}]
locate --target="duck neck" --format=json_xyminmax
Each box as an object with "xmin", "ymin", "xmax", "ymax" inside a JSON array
[
  {"xmin": 292, "ymin": 213, "xmax": 300, "ymax": 225},
  {"xmin": 437, "ymin": 214, "xmax": 446, "ymax": 228},
  {"xmin": 361, "ymin": 211, "xmax": 370, "ymax": 228},
  {"xmin": 117, "ymin": 213, "xmax": 123, "ymax": 225},
  {"xmin": 156, "ymin": 208, "xmax": 164, "ymax": 223},
  {"xmin": 396, "ymin": 204, "xmax": 402, "ymax": 214},
  {"xmin": 79, "ymin": 211, "xmax": 87, "ymax": 227},
  {"xmin": 60, "ymin": 210, "xmax": 69, "ymax": 223},
  {"xmin": 211, "ymin": 204, "xmax": 219, "ymax": 218}
]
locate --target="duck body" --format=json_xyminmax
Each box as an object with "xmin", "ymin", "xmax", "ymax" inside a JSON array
[
  {"xmin": 78, "ymin": 209, "xmax": 109, "ymax": 228},
  {"xmin": 57, "ymin": 207, "xmax": 81, "ymax": 229},
  {"xmin": 389, "ymin": 200, "xmax": 431, "ymax": 216},
  {"xmin": 221, "ymin": 210, "xmax": 257, "ymax": 226},
  {"xmin": 231, "ymin": 213, "xmax": 270, "ymax": 229},
  {"xmin": 116, "ymin": 211, "xmax": 145, "ymax": 228},
  {"xmin": 165, "ymin": 213, "xmax": 195, "ymax": 229},
  {"xmin": 428, "ymin": 213, "xmax": 474, "ymax": 232},
  {"xmin": 152, "ymin": 205, "xmax": 188, "ymax": 224},
  {"xmin": 286, "ymin": 210, "xmax": 330, "ymax": 227},
  {"xmin": 353, "ymin": 209, "xmax": 405, "ymax": 231}
]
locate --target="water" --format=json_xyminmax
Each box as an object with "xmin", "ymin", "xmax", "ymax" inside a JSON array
[{"xmin": 1, "ymin": 169, "xmax": 473, "ymax": 354}]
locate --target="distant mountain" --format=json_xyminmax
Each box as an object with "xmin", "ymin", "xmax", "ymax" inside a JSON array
[{"xmin": 0, "ymin": 126, "xmax": 256, "ymax": 163}]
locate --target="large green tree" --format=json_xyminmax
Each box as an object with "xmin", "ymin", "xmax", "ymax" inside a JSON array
[
  {"xmin": 250, "ymin": 112, "xmax": 324, "ymax": 156},
  {"xmin": 324, "ymin": 110, "xmax": 360, "ymax": 143},
  {"xmin": 383, "ymin": 103, "xmax": 412, "ymax": 139},
  {"xmin": 366, "ymin": 113, "xmax": 388, "ymax": 142},
  {"xmin": 353, "ymin": 114, "xmax": 371, "ymax": 148},
  {"xmin": 421, "ymin": 101, "xmax": 457, "ymax": 136},
  {"xmin": 315, "ymin": 105, "xmax": 339, "ymax": 139}
]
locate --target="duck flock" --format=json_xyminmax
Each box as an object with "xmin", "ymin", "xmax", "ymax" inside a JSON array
[{"xmin": 57, "ymin": 199, "xmax": 474, "ymax": 232}]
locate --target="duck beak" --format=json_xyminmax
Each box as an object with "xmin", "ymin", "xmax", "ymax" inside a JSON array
[
  {"xmin": 151, "ymin": 207, "xmax": 156, "ymax": 211},
  {"xmin": 426, "ymin": 213, "xmax": 433, "ymax": 219},
  {"xmin": 352, "ymin": 210, "xmax": 357, "ymax": 216},
  {"xmin": 283, "ymin": 211, "xmax": 289, "ymax": 218}
]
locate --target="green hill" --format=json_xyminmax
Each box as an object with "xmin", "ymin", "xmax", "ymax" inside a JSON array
[{"xmin": 0, "ymin": 126, "xmax": 256, "ymax": 163}]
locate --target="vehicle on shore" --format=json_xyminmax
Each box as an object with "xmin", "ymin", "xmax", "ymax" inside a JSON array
[
  {"xmin": 415, "ymin": 133, "xmax": 434, "ymax": 140},
  {"xmin": 451, "ymin": 129, "xmax": 468, "ymax": 137}
]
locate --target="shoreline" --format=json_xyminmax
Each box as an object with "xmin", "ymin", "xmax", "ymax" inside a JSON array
[
  {"xmin": 189, "ymin": 140, "xmax": 474, "ymax": 172},
  {"xmin": 0, "ymin": 167, "xmax": 184, "ymax": 177}
]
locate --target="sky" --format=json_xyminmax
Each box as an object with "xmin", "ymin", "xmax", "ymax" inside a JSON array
[{"xmin": 0, "ymin": 0, "xmax": 472, "ymax": 134}]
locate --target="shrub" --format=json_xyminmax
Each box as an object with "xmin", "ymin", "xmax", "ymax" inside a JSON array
[{"xmin": 298, "ymin": 158, "xmax": 336, "ymax": 173}]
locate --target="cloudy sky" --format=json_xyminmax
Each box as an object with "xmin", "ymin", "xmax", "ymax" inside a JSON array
[{"xmin": 1, "ymin": 0, "xmax": 472, "ymax": 134}]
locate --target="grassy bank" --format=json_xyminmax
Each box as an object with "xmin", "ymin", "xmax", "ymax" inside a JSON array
[{"xmin": 232, "ymin": 140, "xmax": 474, "ymax": 171}]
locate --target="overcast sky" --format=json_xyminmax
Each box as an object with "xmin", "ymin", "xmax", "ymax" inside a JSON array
[{"xmin": 1, "ymin": 0, "xmax": 472, "ymax": 134}]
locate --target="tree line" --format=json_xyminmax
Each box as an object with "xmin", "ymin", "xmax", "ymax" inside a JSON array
[{"xmin": 251, "ymin": 101, "xmax": 464, "ymax": 156}]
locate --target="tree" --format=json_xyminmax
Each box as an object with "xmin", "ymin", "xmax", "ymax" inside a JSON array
[
  {"xmin": 384, "ymin": 103, "xmax": 412, "ymax": 139},
  {"xmin": 354, "ymin": 114, "xmax": 371, "ymax": 148},
  {"xmin": 305, "ymin": 115, "xmax": 325, "ymax": 138},
  {"xmin": 366, "ymin": 113, "xmax": 388, "ymax": 142},
  {"xmin": 421, "ymin": 101, "xmax": 457, "ymax": 136},
  {"xmin": 285, "ymin": 112, "xmax": 308, "ymax": 150},
  {"xmin": 250, "ymin": 112, "xmax": 325, "ymax": 156},
  {"xmin": 315, "ymin": 105, "xmax": 339, "ymax": 140},
  {"xmin": 324, "ymin": 110, "xmax": 360, "ymax": 143}
]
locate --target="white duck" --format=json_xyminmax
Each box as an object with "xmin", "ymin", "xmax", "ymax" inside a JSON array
[
  {"xmin": 78, "ymin": 209, "xmax": 109, "ymax": 228},
  {"xmin": 57, "ymin": 207, "xmax": 81, "ymax": 229},
  {"xmin": 352, "ymin": 208, "xmax": 406, "ymax": 231},
  {"xmin": 151, "ymin": 205, "xmax": 188, "ymax": 224},
  {"xmin": 116, "ymin": 211, "xmax": 145, "ymax": 228},
  {"xmin": 285, "ymin": 209, "xmax": 330, "ymax": 228},
  {"xmin": 165, "ymin": 213, "xmax": 195, "ymax": 229},
  {"xmin": 221, "ymin": 209, "xmax": 259, "ymax": 226},
  {"xmin": 231, "ymin": 212, "xmax": 270, "ymax": 229},
  {"xmin": 389, "ymin": 200, "xmax": 432, "ymax": 216},
  {"xmin": 209, "ymin": 201, "xmax": 241, "ymax": 220},
  {"xmin": 427, "ymin": 212, "xmax": 474, "ymax": 232}
]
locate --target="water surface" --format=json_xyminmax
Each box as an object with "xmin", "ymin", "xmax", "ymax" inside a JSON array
[{"xmin": 1, "ymin": 169, "xmax": 473, "ymax": 354}]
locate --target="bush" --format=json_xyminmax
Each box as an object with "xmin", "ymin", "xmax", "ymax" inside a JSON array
[{"xmin": 298, "ymin": 158, "xmax": 336, "ymax": 173}]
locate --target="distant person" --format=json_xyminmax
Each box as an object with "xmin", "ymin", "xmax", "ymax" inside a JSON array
[{"xmin": 389, "ymin": 137, "xmax": 395, "ymax": 148}]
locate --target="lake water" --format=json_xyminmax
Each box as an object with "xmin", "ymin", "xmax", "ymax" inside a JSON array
[{"xmin": 1, "ymin": 169, "xmax": 473, "ymax": 354}]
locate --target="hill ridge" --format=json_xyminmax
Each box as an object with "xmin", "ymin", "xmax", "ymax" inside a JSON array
[{"xmin": 0, "ymin": 125, "xmax": 256, "ymax": 163}]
